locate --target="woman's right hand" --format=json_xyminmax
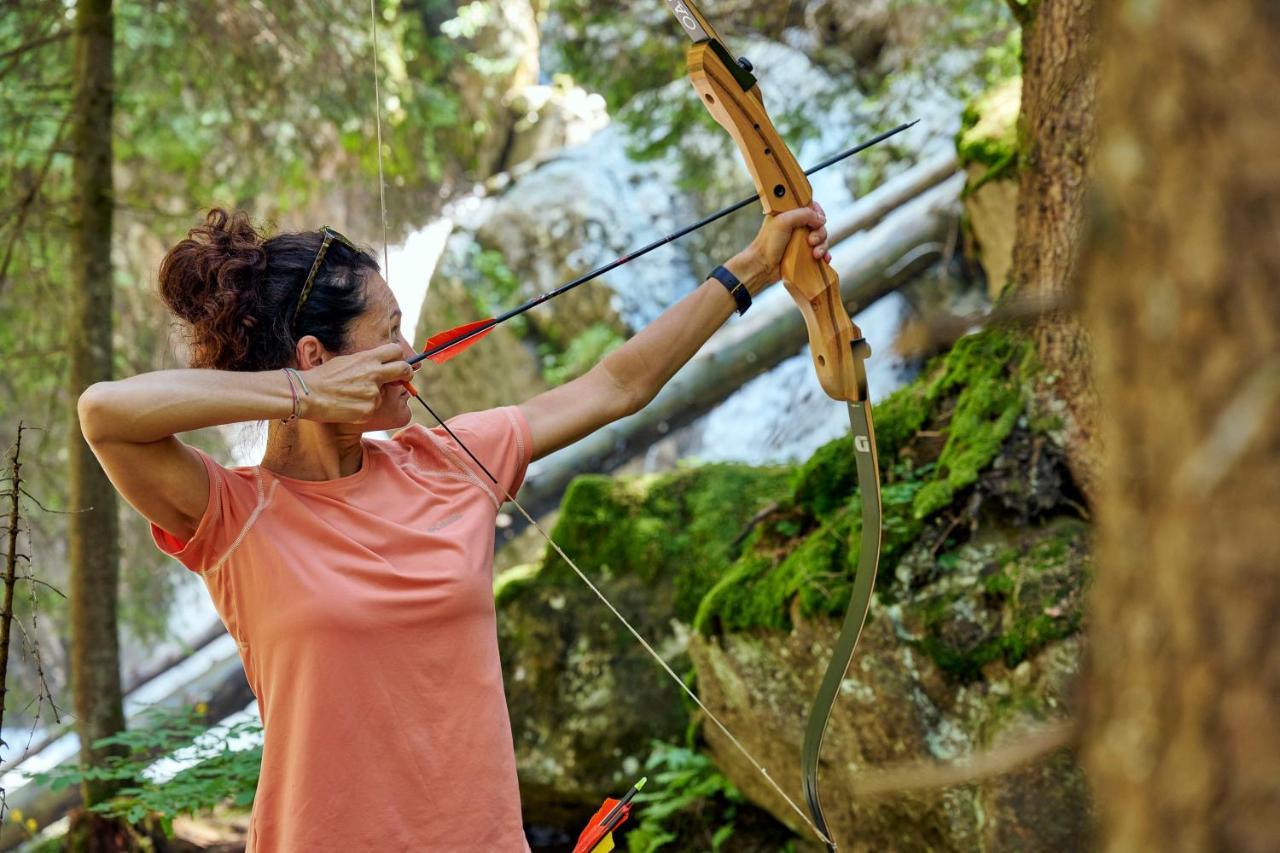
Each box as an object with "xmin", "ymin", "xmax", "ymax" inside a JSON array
[{"xmin": 298, "ymin": 343, "xmax": 415, "ymax": 423}]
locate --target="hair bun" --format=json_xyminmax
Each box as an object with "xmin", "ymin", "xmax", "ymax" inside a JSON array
[{"xmin": 158, "ymin": 207, "xmax": 269, "ymax": 368}]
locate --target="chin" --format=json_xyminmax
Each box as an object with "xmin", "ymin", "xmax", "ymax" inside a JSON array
[{"xmin": 364, "ymin": 404, "xmax": 415, "ymax": 433}]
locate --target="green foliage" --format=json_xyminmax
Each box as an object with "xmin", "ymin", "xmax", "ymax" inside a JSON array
[
  {"xmin": 696, "ymin": 330, "xmax": 1039, "ymax": 634},
  {"xmin": 29, "ymin": 704, "xmax": 261, "ymax": 836},
  {"xmin": 957, "ymin": 75, "xmax": 1023, "ymax": 190},
  {"xmin": 548, "ymin": 1, "xmax": 686, "ymax": 115},
  {"xmin": 546, "ymin": 465, "xmax": 793, "ymax": 623},
  {"xmin": 470, "ymin": 247, "xmax": 523, "ymax": 313},
  {"xmin": 624, "ymin": 742, "xmax": 746, "ymax": 853},
  {"xmin": 540, "ymin": 323, "xmax": 626, "ymax": 386},
  {"xmin": 1, "ymin": 0, "xmax": 502, "ymax": 654},
  {"xmin": 914, "ymin": 518, "xmax": 1089, "ymax": 680},
  {"xmin": 978, "ymin": 26, "xmax": 1023, "ymax": 87}
]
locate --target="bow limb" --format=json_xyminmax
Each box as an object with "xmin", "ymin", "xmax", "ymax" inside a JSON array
[{"xmin": 669, "ymin": 5, "xmax": 885, "ymax": 849}]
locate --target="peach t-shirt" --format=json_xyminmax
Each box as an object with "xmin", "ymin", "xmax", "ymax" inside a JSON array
[{"xmin": 150, "ymin": 407, "xmax": 533, "ymax": 852}]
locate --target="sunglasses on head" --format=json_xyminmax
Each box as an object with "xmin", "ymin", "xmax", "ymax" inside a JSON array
[{"xmin": 292, "ymin": 225, "xmax": 359, "ymax": 332}]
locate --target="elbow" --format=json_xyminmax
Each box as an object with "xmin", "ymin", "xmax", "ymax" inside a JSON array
[
  {"xmin": 598, "ymin": 352, "xmax": 655, "ymax": 419},
  {"xmin": 76, "ymin": 382, "xmax": 113, "ymax": 444},
  {"xmin": 619, "ymin": 382, "xmax": 654, "ymax": 418},
  {"xmin": 603, "ymin": 369, "xmax": 653, "ymax": 419}
]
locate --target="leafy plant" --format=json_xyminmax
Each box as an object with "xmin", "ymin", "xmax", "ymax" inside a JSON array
[
  {"xmin": 540, "ymin": 323, "xmax": 626, "ymax": 386},
  {"xmin": 625, "ymin": 741, "xmax": 745, "ymax": 853},
  {"xmin": 28, "ymin": 703, "xmax": 262, "ymax": 838}
]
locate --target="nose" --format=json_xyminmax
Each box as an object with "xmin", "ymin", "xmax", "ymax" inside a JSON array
[{"xmin": 397, "ymin": 331, "xmax": 419, "ymax": 365}]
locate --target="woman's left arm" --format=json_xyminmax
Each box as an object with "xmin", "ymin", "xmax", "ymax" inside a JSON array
[{"xmin": 520, "ymin": 204, "xmax": 830, "ymax": 462}]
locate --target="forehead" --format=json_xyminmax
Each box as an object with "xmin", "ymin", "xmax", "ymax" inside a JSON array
[{"xmin": 363, "ymin": 271, "xmax": 399, "ymax": 312}]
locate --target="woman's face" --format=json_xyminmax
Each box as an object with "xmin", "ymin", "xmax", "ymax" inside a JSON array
[{"xmin": 345, "ymin": 271, "xmax": 418, "ymax": 432}]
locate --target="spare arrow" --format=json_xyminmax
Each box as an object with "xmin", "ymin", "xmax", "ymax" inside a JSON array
[{"xmin": 572, "ymin": 776, "xmax": 647, "ymax": 853}]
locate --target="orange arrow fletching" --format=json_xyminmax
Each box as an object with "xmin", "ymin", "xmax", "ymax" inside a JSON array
[
  {"xmin": 573, "ymin": 798, "xmax": 628, "ymax": 853},
  {"xmin": 421, "ymin": 318, "xmax": 495, "ymax": 364}
]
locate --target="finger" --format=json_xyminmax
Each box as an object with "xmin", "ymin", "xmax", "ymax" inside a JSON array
[
  {"xmin": 824, "ymin": 250, "xmax": 832, "ymax": 264},
  {"xmin": 774, "ymin": 205, "xmax": 826, "ymax": 232},
  {"xmin": 375, "ymin": 342, "xmax": 406, "ymax": 362},
  {"xmin": 812, "ymin": 200, "xmax": 826, "ymax": 219},
  {"xmin": 808, "ymin": 225, "xmax": 828, "ymax": 246},
  {"xmin": 375, "ymin": 357, "xmax": 414, "ymax": 381}
]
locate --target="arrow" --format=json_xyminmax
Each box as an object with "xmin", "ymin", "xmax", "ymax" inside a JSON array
[{"xmin": 405, "ymin": 121, "xmax": 917, "ymax": 369}]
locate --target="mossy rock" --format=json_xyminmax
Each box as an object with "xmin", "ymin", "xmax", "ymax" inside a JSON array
[
  {"xmin": 500, "ymin": 328, "xmax": 1090, "ymax": 843},
  {"xmin": 696, "ymin": 330, "xmax": 1039, "ymax": 636},
  {"xmin": 957, "ymin": 75, "xmax": 1022, "ymax": 191}
]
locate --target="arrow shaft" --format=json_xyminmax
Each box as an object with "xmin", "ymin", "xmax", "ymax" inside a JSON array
[{"xmin": 407, "ymin": 122, "xmax": 915, "ymax": 367}]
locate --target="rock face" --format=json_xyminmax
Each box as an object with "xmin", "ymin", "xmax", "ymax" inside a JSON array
[
  {"xmin": 497, "ymin": 331, "xmax": 1092, "ymax": 848},
  {"xmin": 957, "ymin": 77, "xmax": 1022, "ymax": 298}
]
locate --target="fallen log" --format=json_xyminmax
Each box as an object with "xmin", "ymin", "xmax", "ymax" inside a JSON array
[
  {"xmin": 509, "ymin": 172, "xmax": 964, "ymax": 522},
  {"xmin": 826, "ymin": 152, "xmax": 958, "ymax": 245}
]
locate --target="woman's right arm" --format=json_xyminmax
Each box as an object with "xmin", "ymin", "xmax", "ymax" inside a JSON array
[
  {"xmin": 78, "ymin": 344, "xmax": 415, "ymax": 541},
  {"xmin": 77, "ymin": 369, "xmax": 299, "ymax": 542}
]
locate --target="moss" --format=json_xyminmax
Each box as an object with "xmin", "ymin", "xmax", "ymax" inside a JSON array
[
  {"xmin": 494, "ymin": 562, "xmax": 543, "ymax": 608},
  {"xmin": 533, "ymin": 327, "xmax": 1059, "ymax": 652},
  {"xmin": 688, "ymin": 330, "xmax": 1042, "ymax": 635},
  {"xmin": 540, "ymin": 464, "xmax": 793, "ymax": 624},
  {"xmin": 956, "ymin": 76, "xmax": 1022, "ymax": 190},
  {"xmin": 913, "ymin": 518, "xmax": 1089, "ymax": 681},
  {"xmin": 911, "ymin": 333, "xmax": 1035, "ymax": 518},
  {"xmin": 695, "ymin": 510, "xmax": 856, "ymax": 634}
]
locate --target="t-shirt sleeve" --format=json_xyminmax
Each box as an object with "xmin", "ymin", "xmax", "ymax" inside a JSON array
[
  {"xmin": 149, "ymin": 446, "xmax": 264, "ymax": 574},
  {"xmin": 398, "ymin": 405, "xmax": 533, "ymax": 502}
]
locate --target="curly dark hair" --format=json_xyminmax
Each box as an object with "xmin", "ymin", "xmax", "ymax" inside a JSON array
[{"xmin": 158, "ymin": 208, "xmax": 379, "ymax": 371}]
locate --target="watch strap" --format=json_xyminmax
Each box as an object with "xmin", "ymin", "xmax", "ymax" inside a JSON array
[{"xmin": 709, "ymin": 264, "xmax": 751, "ymax": 316}]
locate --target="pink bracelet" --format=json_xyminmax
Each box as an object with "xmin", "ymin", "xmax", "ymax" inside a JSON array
[{"xmin": 280, "ymin": 368, "xmax": 300, "ymax": 424}]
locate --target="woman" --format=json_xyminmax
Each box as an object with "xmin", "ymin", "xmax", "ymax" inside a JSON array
[{"xmin": 77, "ymin": 203, "xmax": 831, "ymax": 850}]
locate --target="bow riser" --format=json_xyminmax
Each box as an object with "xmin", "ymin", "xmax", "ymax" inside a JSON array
[
  {"xmin": 686, "ymin": 42, "xmax": 867, "ymax": 405},
  {"xmin": 686, "ymin": 44, "xmax": 805, "ymax": 214}
]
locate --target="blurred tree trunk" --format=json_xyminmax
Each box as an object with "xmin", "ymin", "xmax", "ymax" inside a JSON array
[
  {"xmin": 1080, "ymin": 0, "xmax": 1280, "ymax": 849},
  {"xmin": 1004, "ymin": 0, "xmax": 1099, "ymax": 498},
  {"xmin": 66, "ymin": 0, "xmax": 130, "ymax": 847}
]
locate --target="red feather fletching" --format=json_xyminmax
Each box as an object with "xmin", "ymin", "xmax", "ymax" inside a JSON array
[{"xmin": 422, "ymin": 318, "xmax": 495, "ymax": 364}]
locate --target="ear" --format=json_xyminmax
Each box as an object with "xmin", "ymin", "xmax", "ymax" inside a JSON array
[{"xmin": 293, "ymin": 335, "xmax": 330, "ymax": 370}]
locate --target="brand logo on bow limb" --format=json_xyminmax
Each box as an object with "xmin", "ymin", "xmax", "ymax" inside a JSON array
[
  {"xmin": 664, "ymin": 1, "xmax": 708, "ymax": 39},
  {"xmin": 855, "ymin": 436, "xmax": 871, "ymax": 454}
]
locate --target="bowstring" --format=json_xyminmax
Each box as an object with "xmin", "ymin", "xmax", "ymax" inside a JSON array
[
  {"xmin": 364, "ymin": 7, "xmax": 832, "ymax": 848},
  {"xmin": 369, "ymin": 0, "xmax": 390, "ymax": 281},
  {"xmin": 409, "ymin": 391, "xmax": 833, "ymax": 847}
]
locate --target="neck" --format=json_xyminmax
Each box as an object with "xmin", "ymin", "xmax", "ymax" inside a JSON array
[{"xmin": 263, "ymin": 420, "xmax": 365, "ymax": 481}]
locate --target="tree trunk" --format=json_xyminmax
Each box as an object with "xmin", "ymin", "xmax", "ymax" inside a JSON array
[
  {"xmin": 67, "ymin": 0, "xmax": 129, "ymax": 832},
  {"xmin": 1005, "ymin": 0, "xmax": 1099, "ymax": 498},
  {"xmin": 1079, "ymin": 1, "xmax": 1280, "ymax": 850}
]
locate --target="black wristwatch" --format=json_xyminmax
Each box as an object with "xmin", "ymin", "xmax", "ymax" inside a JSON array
[{"xmin": 709, "ymin": 264, "xmax": 751, "ymax": 316}]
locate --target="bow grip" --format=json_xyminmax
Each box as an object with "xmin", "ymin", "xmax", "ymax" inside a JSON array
[{"xmin": 779, "ymin": 231, "xmax": 869, "ymax": 404}]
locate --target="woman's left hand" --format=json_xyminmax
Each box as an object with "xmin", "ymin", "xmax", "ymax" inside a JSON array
[{"xmin": 727, "ymin": 201, "xmax": 832, "ymax": 295}]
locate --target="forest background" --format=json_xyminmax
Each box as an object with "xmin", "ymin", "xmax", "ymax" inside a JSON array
[{"xmin": 1, "ymin": 0, "xmax": 1276, "ymax": 850}]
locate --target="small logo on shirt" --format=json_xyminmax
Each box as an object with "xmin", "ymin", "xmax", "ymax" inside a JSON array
[{"xmin": 426, "ymin": 512, "xmax": 463, "ymax": 533}]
